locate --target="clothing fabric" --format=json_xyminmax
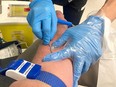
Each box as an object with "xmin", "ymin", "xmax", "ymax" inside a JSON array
[
  {"xmin": 79, "ymin": 30, "xmax": 116, "ymax": 86},
  {"xmin": 52, "ymin": 0, "xmax": 87, "ymax": 25}
]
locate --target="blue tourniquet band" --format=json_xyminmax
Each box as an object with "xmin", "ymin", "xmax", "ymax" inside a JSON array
[
  {"xmin": 36, "ymin": 71, "xmax": 66, "ymax": 87},
  {"xmin": 0, "ymin": 59, "xmax": 66, "ymax": 87}
]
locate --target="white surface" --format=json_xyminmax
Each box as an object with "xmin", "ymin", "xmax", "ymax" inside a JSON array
[
  {"xmin": 54, "ymin": 4, "xmax": 63, "ymax": 13},
  {"xmin": 6, "ymin": 69, "xmax": 26, "ymax": 80},
  {"xmin": 80, "ymin": 0, "xmax": 106, "ymax": 22}
]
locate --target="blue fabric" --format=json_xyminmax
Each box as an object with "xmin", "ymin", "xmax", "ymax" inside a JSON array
[
  {"xmin": 52, "ymin": 0, "xmax": 87, "ymax": 25},
  {"xmin": 36, "ymin": 71, "xmax": 66, "ymax": 87},
  {"xmin": 63, "ymin": 0, "xmax": 87, "ymax": 25},
  {"xmin": 43, "ymin": 16, "xmax": 105, "ymax": 87}
]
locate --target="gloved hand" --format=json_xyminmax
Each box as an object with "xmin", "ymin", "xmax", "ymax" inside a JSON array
[
  {"xmin": 43, "ymin": 16, "xmax": 105, "ymax": 87},
  {"xmin": 27, "ymin": 0, "xmax": 57, "ymax": 45}
]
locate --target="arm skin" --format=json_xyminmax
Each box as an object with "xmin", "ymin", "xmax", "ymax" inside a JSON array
[
  {"xmin": 96, "ymin": 0, "xmax": 116, "ymax": 21},
  {"xmin": 9, "ymin": 0, "xmax": 116, "ymax": 86},
  {"xmin": 9, "ymin": 11, "xmax": 73, "ymax": 87}
]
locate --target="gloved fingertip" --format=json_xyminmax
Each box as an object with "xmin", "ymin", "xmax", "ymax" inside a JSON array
[
  {"xmin": 51, "ymin": 41, "xmax": 61, "ymax": 48},
  {"xmin": 42, "ymin": 34, "xmax": 51, "ymax": 45},
  {"xmin": 42, "ymin": 56, "xmax": 51, "ymax": 62},
  {"xmin": 42, "ymin": 39, "xmax": 50, "ymax": 45},
  {"xmin": 50, "ymin": 34, "xmax": 54, "ymax": 40},
  {"xmin": 43, "ymin": 52, "xmax": 62, "ymax": 62}
]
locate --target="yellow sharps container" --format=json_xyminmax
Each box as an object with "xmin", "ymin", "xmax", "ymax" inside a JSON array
[
  {"xmin": 0, "ymin": 24, "xmax": 33, "ymax": 48},
  {"xmin": 0, "ymin": 1, "xmax": 34, "ymax": 48}
]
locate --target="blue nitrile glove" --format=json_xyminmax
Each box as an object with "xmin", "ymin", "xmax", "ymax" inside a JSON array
[
  {"xmin": 27, "ymin": 0, "xmax": 57, "ymax": 45},
  {"xmin": 43, "ymin": 16, "xmax": 104, "ymax": 87}
]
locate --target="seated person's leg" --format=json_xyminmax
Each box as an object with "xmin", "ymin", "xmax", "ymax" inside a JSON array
[{"xmin": 10, "ymin": 11, "xmax": 73, "ymax": 87}]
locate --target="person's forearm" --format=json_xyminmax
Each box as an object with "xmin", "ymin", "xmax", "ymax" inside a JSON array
[{"xmin": 96, "ymin": 0, "xmax": 116, "ymax": 21}]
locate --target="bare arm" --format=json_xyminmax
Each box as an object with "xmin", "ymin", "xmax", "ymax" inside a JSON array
[
  {"xmin": 10, "ymin": 11, "xmax": 73, "ymax": 87},
  {"xmin": 10, "ymin": 0, "xmax": 116, "ymax": 86},
  {"xmin": 96, "ymin": 0, "xmax": 116, "ymax": 21}
]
